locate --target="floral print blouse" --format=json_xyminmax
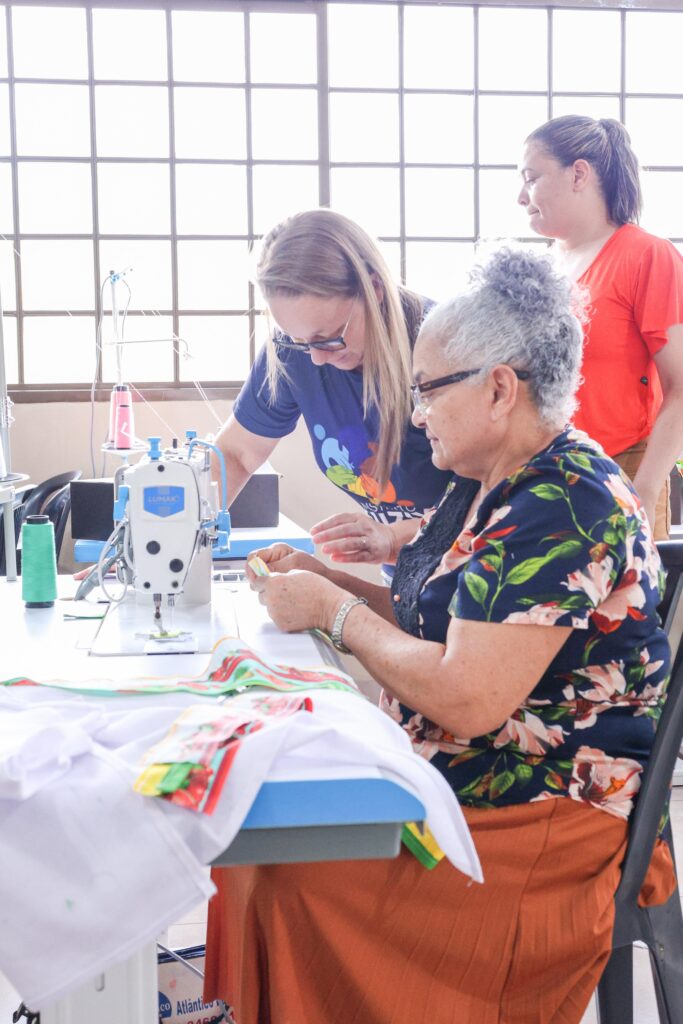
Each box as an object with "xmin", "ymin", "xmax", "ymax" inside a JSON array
[{"xmin": 385, "ymin": 429, "xmax": 671, "ymax": 821}]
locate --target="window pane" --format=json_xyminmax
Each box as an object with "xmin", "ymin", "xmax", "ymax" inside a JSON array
[
  {"xmin": 405, "ymin": 169, "xmax": 474, "ymax": 238},
  {"xmin": 174, "ymin": 87, "xmax": 246, "ymax": 160},
  {"xmin": 479, "ymin": 96, "xmax": 548, "ymax": 166},
  {"xmin": 330, "ymin": 93, "xmax": 398, "ymax": 163},
  {"xmin": 479, "ymin": 9, "xmax": 547, "ymax": 92},
  {"xmin": 0, "ymin": 85, "xmax": 10, "ymax": 157},
  {"xmin": 177, "ymin": 241, "xmax": 250, "ymax": 310},
  {"xmin": 252, "ymin": 165, "xmax": 319, "ymax": 236},
  {"xmin": 0, "ymin": 163, "xmax": 12, "ymax": 233},
  {"xmin": 328, "ymin": 4, "xmax": 398, "ymax": 89},
  {"xmin": 403, "ymin": 6, "xmax": 473, "ymax": 90},
  {"xmin": 551, "ymin": 96, "xmax": 621, "ymax": 122},
  {"xmin": 12, "ymin": 6, "xmax": 87, "ymax": 79},
  {"xmin": 93, "ymin": 9, "xmax": 167, "ymax": 82},
  {"xmin": 641, "ymin": 171, "xmax": 683, "ymax": 239},
  {"xmin": 553, "ymin": 11, "xmax": 621, "ymax": 93},
  {"xmin": 99, "ymin": 242, "xmax": 173, "ymax": 312},
  {"xmin": 0, "ymin": 239, "xmax": 16, "ymax": 313},
  {"xmin": 626, "ymin": 100, "xmax": 683, "ymax": 167},
  {"xmin": 96, "ymin": 87, "xmax": 169, "ymax": 159},
  {"xmin": 19, "ymin": 163, "xmax": 92, "ymax": 234},
  {"xmin": 172, "ymin": 11, "xmax": 245, "ymax": 83},
  {"xmin": 21, "ymin": 241, "xmax": 94, "ymax": 311},
  {"xmin": 251, "ymin": 89, "xmax": 318, "ymax": 160},
  {"xmin": 0, "ymin": 12, "xmax": 7, "ymax": 78},
  {"xmin": 377, "ymin": 240, "xmax": 401, "ymax": 283},
  {"xmin": 179, "ymin": 315, "xmax": 250, "ymax": 382},
  {"xmin": 98, "ymin": 164, "xmax": 170, "ymax": 235},
  {"xmin": 15, "ymin": 84, "xmax": 90, "ymax": 158},
  {"xmin": 23, "ymin": 316, "xmax": 96, "ymax": 385},
  {"xmin": 626, "ymin": 13, "xmax": 683, "ymax": 94},
  {"xmin": 330, "ymin": 168, "xmax": 399, "ymax": 238},
  {"xmin": 250, "ymin": 13, "xmax": 317, "ymax": 84},
  {"xmin": 479, "ymin": 169, "xmax": 531, "ymax": 239},
  {"xmin": 175, "ymin": 165, "xmax": 247, "ymax": 236},
  {"xmin": 101, "ymin": 314, "xmax": 174, "ymax": 384},
  {"xmin": 405, "ymin": 242, "xmax": 475, "ymax": 303},
  {"xmin": 1, "ymin": 316, "xmax": 17, "ymax": 385},
  {"xmin": 404, "ymin": 95, "xmax": 473, "ymax": 165}
]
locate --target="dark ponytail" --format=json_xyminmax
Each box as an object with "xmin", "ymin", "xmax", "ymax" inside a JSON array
[{"xmin": 526, "ymin": 115, "xmax": 642, "ymax": 226}]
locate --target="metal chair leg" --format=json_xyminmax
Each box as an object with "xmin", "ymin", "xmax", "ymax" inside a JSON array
[{"xmin": 596, "ymin": 945, "xmax": 633, "ymax": 1024}]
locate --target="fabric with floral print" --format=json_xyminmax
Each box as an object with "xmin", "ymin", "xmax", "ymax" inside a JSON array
[{"xmin": 386, "ymin": 428, "xmax": 670, "ymax": 820}]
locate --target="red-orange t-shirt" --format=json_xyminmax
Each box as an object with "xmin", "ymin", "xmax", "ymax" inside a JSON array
[{"xmin": 573, "ymin": 223, "xmax": 683, "ymax": 456}]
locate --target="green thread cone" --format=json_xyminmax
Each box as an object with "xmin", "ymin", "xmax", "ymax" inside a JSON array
[{"xmin": 21, "ymin": 515, "xmax": 58, "ymax": 608}]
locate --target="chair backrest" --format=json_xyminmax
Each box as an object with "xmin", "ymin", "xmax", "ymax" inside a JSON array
[
  {"xmin": 615, "ymin": 539, "xmax": 683, "ymax": 904},
  {"xmin": 656, "ymin": 540, "xmax": 683, "ymax": 673},
  {"xmin": 0, "ymin": 471, "xmax": 82, "ymax": 575},
  {"xmin": 43, "ymin": 484, "xmax": 74, "ymax": 562},
  {"xmin": 21, "ymin": 471, "xmax": 82, "ymax": 520}
]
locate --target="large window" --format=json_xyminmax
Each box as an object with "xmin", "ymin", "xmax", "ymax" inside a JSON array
[{"xmin": 1, "ymin": 0, "xmax": 682, "ymax": 398}]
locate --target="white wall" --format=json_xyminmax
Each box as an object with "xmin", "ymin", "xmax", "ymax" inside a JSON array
[{"xmin": 10, "ymin": 396, "xmax": 380, "ymax": 578}]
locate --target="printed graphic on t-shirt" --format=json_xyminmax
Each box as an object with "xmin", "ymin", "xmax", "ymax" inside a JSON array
[{"xmin": 313, "ymin": 422, "xmax": 418, "ymax": 522}]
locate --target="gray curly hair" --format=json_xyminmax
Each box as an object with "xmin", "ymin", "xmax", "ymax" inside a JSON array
[{"xmin": 419, "ymin": 248, "xmax": 585, "ymax": 427}]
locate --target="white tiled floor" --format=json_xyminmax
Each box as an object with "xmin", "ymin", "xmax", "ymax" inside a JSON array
[{"xmin": 2, "ymin": 791, "xmax": 682, "ymax": 1023}]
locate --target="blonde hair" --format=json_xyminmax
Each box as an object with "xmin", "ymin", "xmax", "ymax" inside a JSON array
[{"xmin": 257, "ymin": 209, "xmax": 422, "ymax": 492}]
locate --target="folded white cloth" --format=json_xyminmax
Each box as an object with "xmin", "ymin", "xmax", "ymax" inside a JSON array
[
  {"xmin": 0, "ymin": 706, "xmax": 97, "ymax": 799},
  {"xmin": 0, "ymin": 673, "xmax": 480, "ymax": 1009},
  {"xmin": 0, "ymin": 738, "xmax": 214, "ymax": 1009}
]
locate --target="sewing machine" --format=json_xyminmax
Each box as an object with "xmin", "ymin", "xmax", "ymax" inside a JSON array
[{"xmin": 76, "ymin": 434, "xmax": 233, "ymax": 654}]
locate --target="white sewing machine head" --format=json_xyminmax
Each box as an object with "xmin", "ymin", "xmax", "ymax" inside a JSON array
[
  {"xmin": 118, "ymin": 436, "xmax": 209, "ymax": 601},
  {"xmin": 73, "ymin": 435, "xmax": 231, "ymax": 636}
]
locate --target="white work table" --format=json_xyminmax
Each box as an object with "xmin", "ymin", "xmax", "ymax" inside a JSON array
[
  {"xmin": 0, "ymin": 576, "xmax": 434, "ymax": 1023},
  {"xmin": 0, "ymin": 576, "xmax": 425, "ymax": 866}
]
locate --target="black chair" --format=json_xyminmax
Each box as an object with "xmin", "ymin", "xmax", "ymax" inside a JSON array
[
  {"xmin": 0, "ymin": 470, "xmax": 82, "ymax": 574},
  {"xmin": 596, "ymin": 539, "xmax": 683, "ymax": 1024}
]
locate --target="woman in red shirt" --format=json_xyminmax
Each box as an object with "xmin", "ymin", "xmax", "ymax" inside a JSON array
[{"xmin": 518, "ymin": 114, "xmax": 683, "ymax": 540}]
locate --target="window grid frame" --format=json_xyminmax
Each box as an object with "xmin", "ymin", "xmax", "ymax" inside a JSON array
[{"xmin": 0, "ymin": 0, "xmax": 681, "ymax": 402}]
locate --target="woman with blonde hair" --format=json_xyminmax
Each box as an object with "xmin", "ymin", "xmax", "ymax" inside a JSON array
[{"xmin": 215, "ymin": 209, "xmax": 458, "ymax": 569}]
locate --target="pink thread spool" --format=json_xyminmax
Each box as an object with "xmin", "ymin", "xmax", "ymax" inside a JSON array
[{"xmin": 109, "ymin": 384, "xmax": 134, "ymax": 449}]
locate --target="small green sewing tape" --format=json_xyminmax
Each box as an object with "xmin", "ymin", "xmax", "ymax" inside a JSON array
[{"xmin": 21, "ymin": 515, "xmax": 58, "ymax": 608}]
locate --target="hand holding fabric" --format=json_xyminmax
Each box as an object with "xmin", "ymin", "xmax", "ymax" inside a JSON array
[
  {"xmin": 249, "ymin": 569, "xmax": 348, "ymax": 636},
  {"xmin": 245, "ymin": 543, "xmax": 329, "ymax": 579}
]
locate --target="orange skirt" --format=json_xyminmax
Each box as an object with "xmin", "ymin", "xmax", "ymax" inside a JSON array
[{"xmin": 203, "ymin": 798, "xmax": 654, "ymax": 1024}]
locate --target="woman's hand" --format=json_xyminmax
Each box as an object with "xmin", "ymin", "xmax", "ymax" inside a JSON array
[
  {"xmin": 249, "ymin": 568, "xmax": 347, "ymax": 635},
  {"xmin": 310, "ymin": 513, "xmax": 401, "ymax": 564},
  {"xmin": 245, "ymin": 543, "xmax": 329, "ymax": 578}
]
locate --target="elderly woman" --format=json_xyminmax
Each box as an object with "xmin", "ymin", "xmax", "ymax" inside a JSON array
[{"xmin": 204, "ymin": 250, "xmax": 672, "ymax": 1024}]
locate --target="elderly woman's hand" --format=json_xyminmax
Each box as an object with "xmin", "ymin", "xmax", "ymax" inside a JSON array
[
  {"xmin": 249, "ymin": 568, "xmax": 347, "ymax": 635},
  {"xmin": 245, "ymin": 543, "xmax": 329, "ymax": 579},
  {"xmin": 310, "ymin": 513, "xmax": 404, "ymax": 564}
]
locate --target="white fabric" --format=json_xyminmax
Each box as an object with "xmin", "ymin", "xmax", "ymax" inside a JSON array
[
  {"xmin": 0, "ymin": 705, "xmax": 98, "ymax": 799},
  {"xmin": 0, "ymin": 682, "xmax": 480, "ymax": 1009}
]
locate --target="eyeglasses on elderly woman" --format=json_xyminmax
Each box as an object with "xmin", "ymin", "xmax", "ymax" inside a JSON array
[{"xmin": 410, "ymin": 367, "xmax": 531, "ymax": 414}]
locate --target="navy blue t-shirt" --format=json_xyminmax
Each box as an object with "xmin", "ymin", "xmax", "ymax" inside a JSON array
[{"xmin": 233, "ymin": 337, "xmax": 453, "ymax": 526}]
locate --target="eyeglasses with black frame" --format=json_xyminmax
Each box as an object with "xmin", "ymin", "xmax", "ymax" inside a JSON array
[
  {"xmin": 411, "ymin": 367, "xmax": 531, "ymax": 414},
  {"xmin": 272, "ymin": 307, "xmax": 354, "ymax": 354}
]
